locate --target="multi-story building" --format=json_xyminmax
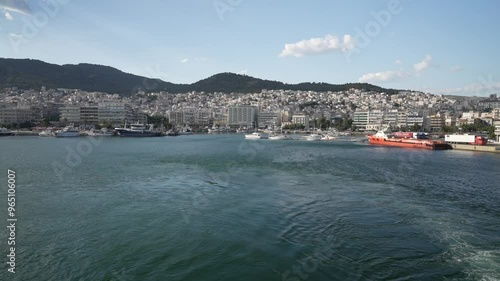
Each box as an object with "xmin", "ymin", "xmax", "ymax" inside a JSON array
[
  {"xmin": 0, "ymin": 105, "xmax": 35, "ymax": 125},
  {"xmin": 353, "ymin": 110, "xmax": 384, "ymax": 131},
  {"xmin": 406, "ymin": 115, "xmax": 429, "ymax": 131},
  {"xmin": 478, "ymin": 94, "xmax": 500, "ymax": 109},
  {"xmin": 195, "ymin": 111, "xmax": 213, "ymax": 126},
  {"xmin": 397, "ymin": 110, "xmax": 408, "ymax": 129},
  {"xmin": 126, "ymin": 109, "xmax": 147, "ymax": 125},
  {"xmin": 258, "ymin": 112, "xmax": 280, "ymax": 129},
  {"xmin": 59, "ymin": 105, "xmax": 81, "ymax": 123},
  {"xmin": 80, "ymin": 105, "xmax": 99, "ymax": 124},
  {"xmin": 429, "ymin": 114, "xmax": 445, "ymax": 132},
  {"xmin": 227, "ymin": 106, "xmax": 258, "ymax": 127},
  {"xmin": 495, "ymin": 121, "xmax": 500, "ymax": 142},
  {"xmin": 98, "ymin": 102, "xmax": 126, "ymax": 124},
  {"xmin": 352, "ymin": 111, "xmax": 368, "ymax": 131},
  {"xmin": 292, "ymin": 114, "xmax": 310, "ymax": 130},
  {"xmin": 59, "ymin": 102, "xmax": 145, "ymax": 125}
]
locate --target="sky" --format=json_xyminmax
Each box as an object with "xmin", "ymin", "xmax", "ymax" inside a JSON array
[{"xmin": 0, "ymin": 0, "xmax": 499, "ymax": 96}]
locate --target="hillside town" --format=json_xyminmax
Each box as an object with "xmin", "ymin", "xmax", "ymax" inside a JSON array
[{"xmin": 0, "ymin": 87, "xmax": 499, "ymax": 142}]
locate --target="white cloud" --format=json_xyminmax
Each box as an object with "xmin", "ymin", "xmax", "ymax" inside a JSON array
[
  {"xmin": 394, "ymin": 59, "xmax": 402, "ymax": 65},
  {"xmin": 0, "ymin": 2, "xmax": 32, "ymax": 15},
  {"xmin": 358, "ymin": 70, "xmax": 408, "ymax": 83},
  {"xmin": 180, "ymin": 58, "xmax": 189, "ymax": 63},
  {"xmin": 449, "ymin": 65, "xmax": 463, "ymax": 72},
  {"xmin": 279, "ymin": 34, "xmax": 355, "ymax": 58},
  {"xmin": 8, "ymin": 33, "xmax": 24, "ymax": 39},
  {"xmin": 239, "ymin": 70, "xmax": 248, "ymax": 75},
  {"xmin": 413, "ymin": 54, "xmax": 432, "ymax": 73},
  {"xmin": 4, "ymin": 11, "xmax": 13, "ymax": 20},
  {"xmin": 435, "ymin": 82, "xmax": 500, "ymax": 96}
]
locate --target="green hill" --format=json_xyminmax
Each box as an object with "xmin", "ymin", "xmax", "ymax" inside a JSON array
[{"xmin": 0, "ymin": 58, "xmax": 399, "ymax": 95}]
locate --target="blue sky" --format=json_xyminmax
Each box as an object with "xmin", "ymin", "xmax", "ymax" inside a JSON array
[{"xmin": 0, "ymin": 0, "xmax": 499, "ymax": 96}]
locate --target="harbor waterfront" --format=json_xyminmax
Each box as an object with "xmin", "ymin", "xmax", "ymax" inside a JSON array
[{"xmin": 0, "ymin": 135, "xmax": 499, "ymax": 280}]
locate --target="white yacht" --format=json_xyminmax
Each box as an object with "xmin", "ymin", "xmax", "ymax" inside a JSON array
[
  {"xmin": 55, "ymin": 125, "xmax": 80, "ymax": 138},
  {"xmin": 245, "ymin": 132, "xmax": 265, "ymax": 140}
]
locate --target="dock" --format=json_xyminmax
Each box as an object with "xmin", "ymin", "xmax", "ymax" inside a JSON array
[{"xmin": 450, "ymin": 144, "xmax": 500, "ymax": 153}]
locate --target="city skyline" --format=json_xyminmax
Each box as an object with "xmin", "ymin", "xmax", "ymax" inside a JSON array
[{"xmin": 0, "ymin": 0, "xmax": 499, "ymax": 96}]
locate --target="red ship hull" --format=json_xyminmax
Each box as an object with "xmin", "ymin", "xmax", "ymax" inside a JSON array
[{"xmin": 368, "ymin": 135, "xmax": 451, "ymax": 150}]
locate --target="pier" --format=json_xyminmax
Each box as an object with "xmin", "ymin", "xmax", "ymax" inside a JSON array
[{"xmin": 450, "ymin": 144, "xmax": 500, "ymax": 153}]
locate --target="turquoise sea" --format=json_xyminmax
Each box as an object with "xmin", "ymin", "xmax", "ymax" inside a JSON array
[{"xmin": 0, "ymin": 135, "xmax": 499, "ymax": 280}]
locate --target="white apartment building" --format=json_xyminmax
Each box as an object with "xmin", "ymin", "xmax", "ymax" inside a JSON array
[
  {"xmin": 98, "ymin": 102, "xmax": 126, "ymax": 123},
  {"xmin": 228, "ymin": 106, "xmax": 258, "ymax": 127}
]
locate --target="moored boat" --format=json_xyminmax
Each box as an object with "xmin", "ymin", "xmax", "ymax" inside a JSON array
[
  {"xmin": 320, "ymin": 134, "xmax": 337, "ymax": 141},
  {"xmin": 368, "ymin": 131, "xmax": 451, "ymax": 150},
  {"xmin": 0, "ymin": 128, "xmax": 14, "ymax": 136},
  {"xmin": 39, "ymin": 130, "xmax": 54, "ymax": 137},
  {"xmin": 304, "ymin": 133, "xmax": 322, "ymax": 141},
  {"xmin": 269, "ymin": 134, "xmax": 291, "ymax": 140},
  {"xmin": 55, "ymin": 125, "xmax": 81, "ymax": 138},
  {"xmin": 115, "ymin": 123, "xmax": 162, "ymax": 137},
  {"xmin": 86, "ymin": 128, "xmax": 114, "ymax": 137},
  {"xmin": 245, "ymin": 132, "xmax": 266, "ymax": 140}
]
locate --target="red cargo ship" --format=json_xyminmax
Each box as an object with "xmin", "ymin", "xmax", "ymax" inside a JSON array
[{"xmin": 368, "ymin": 131, "xmax": 451, "ymax": 150}]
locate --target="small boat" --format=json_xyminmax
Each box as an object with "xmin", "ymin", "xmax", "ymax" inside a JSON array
[
  {"xmin": 178, "ymin": 126, "xmax": 194, "ymax": 135},
  {"xmin": 39, "ymin": 130, "xmax": 54, "ymax": 137},
  {"xmin": 245, "ymin": 132, "xmax": 265, "ymax": 140},
  {"xmin": 269, "ymin": 134, "xmax": 291, "ymax": 140},
  {"xmin": 305, "ymin": 133, "xmax": 322, "ymax": 141},
  {"xmin": 166, "ymin": 129, "xmax": 179, "ymax": 136},
  {"xmin": 55, "ymin": 125, "xmax": 81, "ymax": 138},
  {"xmin": 320, "ymin": 134, "xmax": 336, "ymax": 141},
  {"xmin": 0, "ymin": 128, "xmax": 14, "ymax": 137},
  {"xmin": 87, "ymin": 128, "xmax": 114, "ymax": 137}
]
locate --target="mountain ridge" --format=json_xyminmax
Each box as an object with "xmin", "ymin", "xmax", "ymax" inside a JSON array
[{"xmin": 0, "ymin": 58, "xmax": 400, "ymax": 95}]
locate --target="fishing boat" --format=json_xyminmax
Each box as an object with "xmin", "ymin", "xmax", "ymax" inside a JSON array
[{"xmin": 115, "ymin": 123, "xmax": 162, "ymax": 137}]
